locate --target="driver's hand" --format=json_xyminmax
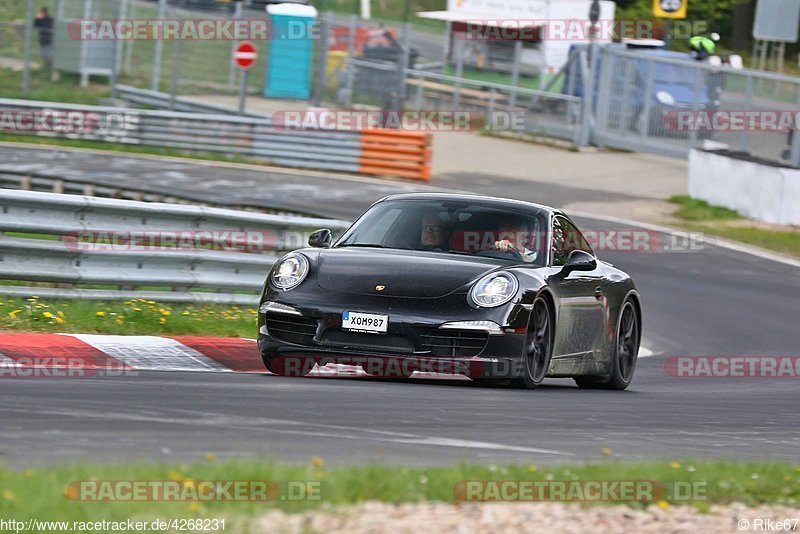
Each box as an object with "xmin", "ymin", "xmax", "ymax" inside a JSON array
[{"xmin": 495, "ymin": 239, "xmax": 515, "ymax": 252}]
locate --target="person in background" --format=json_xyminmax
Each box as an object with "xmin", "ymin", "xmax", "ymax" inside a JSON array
[
  {"xmin": 34, "ymin": 7, "xmax": 54, "ymax": 68},
  {"xmin": 689, "ymin": 33, "xmax": 719, "ymax": 61}
]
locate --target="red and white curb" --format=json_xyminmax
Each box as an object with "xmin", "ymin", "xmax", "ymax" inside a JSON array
[
  {"xmin": 0, "ymin": 333, "xmax": 459, "ymax": 378},
  {"xmin": 0, "ymin": 333, "xmax": 655, "ymax": 378}
]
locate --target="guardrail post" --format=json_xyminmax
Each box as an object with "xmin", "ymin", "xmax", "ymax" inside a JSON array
[
  {"xmin": 312, "ymin": 10, "xmax": 332, "ymax": 107},
  {"xmin": 227, "ymin": 2, "xmax": 243, "ymax": 91},
  {"xmin": 343, "ymin": 14, "xmax": 357, "ymax": 107},
  {"xmin": 689, "ymin": 66, "xmax": 702, "ymax": 148}
]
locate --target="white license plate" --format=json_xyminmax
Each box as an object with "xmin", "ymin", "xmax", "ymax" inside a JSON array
[{"xmin": 341, "ymin": 311, "xmax": 388, "ymax": 334}]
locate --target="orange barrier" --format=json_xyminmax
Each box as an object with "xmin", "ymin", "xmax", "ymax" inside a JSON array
[{"xmin": 359, "ymin": 130, "xmax": 432, "ymax": 181}]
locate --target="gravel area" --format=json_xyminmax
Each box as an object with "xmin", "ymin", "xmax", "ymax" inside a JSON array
[{"xmin": 256, "ymin": 502, "xmax": 800, "ymax": 533}]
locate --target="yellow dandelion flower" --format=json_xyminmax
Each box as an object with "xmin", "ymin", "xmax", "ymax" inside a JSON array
[
  {"xmin": 527, "ymin": 465, "xmax": 538, "ymax": 473},
  {"xmin": 204, "ymin": 453, "xmax": 217, "ymax": 462},
  {"xmin": 657, "ymin": 500, "xmax": 670, "ymax": 510},
  {"xmin": 670, "ymin": 461, "xmax": 681, "ymax": 469},
  {"xmin": 27, "ymin": 297, "xmax": 38, "ymax": 302},
  {"xmin": 96, "ymin": 311, "xmax": 106, "ymax": 317},
  {"xmin": 134, "ymin": 307, "xmax": 142, "ymax": 312},
  {"xmin": 158, "ymin": 317, "xmax": 167, "ymax": 324},
  {"xmin": 182, "ymin": 311, "xmax": 190, "ymax": 316},
  {"xmin": 43, "ymin": 311, "xmax": 54, "ymax": 318},
  {"xmin": 55, "ymin": 317, "xmax": 65, "ymax": 325},
  {"xmin": 161, "ymin": 309, "xmax": 171, "ymax": 317},
  {"xmin": 57, "ymin": 311, "xmax": 65, "ymax": 318},
  {"xmin": 147, "ymin": 300, "xmax": 156, "ymax": 305},
  {"xmin": 168, "ymin": 470, "xmax": 184, "ymax": 482},
  {"xmin": 2, "ymin": 490, "xmax": 15, "ymax": 501},
  {"xmin": 311, "ymin": 456, "xmax": 325, "ymax": 467},
  {"xmin": 64, "ymin": 485, "xmax": 79, "ymax": 499},
  {"xmin": 189, "ymin": 502, "xmax": 202, "ymax": 513},
  {"xmin": 601, "ymin": 447, "xmax": 613, "ymax": 457},
  {"xmin": 7, "ymin": 310, "xmax": 21, "ymax": 318}
]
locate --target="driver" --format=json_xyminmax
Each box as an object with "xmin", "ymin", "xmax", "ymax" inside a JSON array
[
  {"xmin": 494, "ymin": 218, "xmax": 538, "ymax": 262},
  {"xmin": 419, "ymin": 211, "xmax": 450, "ymax": 251}
]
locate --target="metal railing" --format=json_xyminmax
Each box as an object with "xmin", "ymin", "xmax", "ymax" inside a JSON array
[
  {"xmin": 0, "ymin": 98, "xmax": 432, "ymax": 179},
  {"xmin": 0, "ymin": 189, "xmax": 350, "ymax": 305}
]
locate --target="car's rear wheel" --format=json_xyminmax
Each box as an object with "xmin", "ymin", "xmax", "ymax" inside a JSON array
[
  {"xmin": 574, "ymin": 299, "xmax": 640, "ymax": 390},
  {"xmin": 511, "ymin": 296, "xmax": 553, "ymax": 389},
  {"xmin": 262, "ymin": 354, "xmax": 312, "ymax": 377}
]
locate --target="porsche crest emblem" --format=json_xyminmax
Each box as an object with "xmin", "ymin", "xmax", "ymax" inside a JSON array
[{"xmin": 375, "ymin": 285, "xmax": 386, "ymax": 291}]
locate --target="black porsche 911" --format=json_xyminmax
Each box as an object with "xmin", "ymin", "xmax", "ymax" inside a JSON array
[{"xmin": 257, "ymin": 193, "xmax": 642, "ymax": 390}]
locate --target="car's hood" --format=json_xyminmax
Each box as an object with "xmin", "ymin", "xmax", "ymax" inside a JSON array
[{"xmin": 315, "ymin": 247, "xmax": 501, "ymax": 298}]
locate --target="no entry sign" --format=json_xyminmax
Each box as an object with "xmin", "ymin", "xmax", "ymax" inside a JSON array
[{"xmin": 233, "ymin": 41, "xmax": 257, "ymax": 69}]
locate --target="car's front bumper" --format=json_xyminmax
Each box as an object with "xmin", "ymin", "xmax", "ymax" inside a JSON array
[{"xmin": 257, "ymin": 294, "xmax": 530, "ymax": 379}]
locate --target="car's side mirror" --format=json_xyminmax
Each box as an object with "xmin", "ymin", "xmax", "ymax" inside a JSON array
[
  {"xmin": 308, "ymin": 228, "xmax": 332, "ymax": 248},
  {"xmin": 560, "ymin": 250, "xmax": 597, "ymax": 275}
]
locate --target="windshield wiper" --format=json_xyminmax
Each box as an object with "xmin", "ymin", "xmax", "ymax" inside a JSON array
[{"xmin": 447, "ymin": 250, "xmax": 475, "ymax": 256}]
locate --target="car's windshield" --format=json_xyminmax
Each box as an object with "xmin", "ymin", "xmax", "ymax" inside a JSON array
[{"xmin": 336, "ymin": 199, "xmax": 548, "ymax": 266}]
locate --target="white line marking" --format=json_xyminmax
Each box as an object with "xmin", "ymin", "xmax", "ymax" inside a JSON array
[
  {"xmin": 65, "ymin": 334, "xmax": 230, "ymax": 372},
  {"xmin": 567, "ymin": 209, "xmax": 800, "ymax": 269}
]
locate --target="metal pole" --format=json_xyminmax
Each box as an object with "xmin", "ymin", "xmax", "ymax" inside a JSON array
[
  {"xmin": 509, "ymin": 40, "xmax": 522, "ymax": 109},
  {"xmin": 122, "ymin": 0, "xmax": 133, "ymax": 74},
  {"xmin": 110, "ymin": 0, "xmax": 120, "ymax": 99},
  {"xmin": 789, "ymin": 85, "xmax": 800, "ymax": 167},
  {"xmin": 312, "ymin": 10, "xmax": 331, "ymax": 106},
  {"xmin": 22, "ymin": 0, "xmax": 34, "ymax": 96},
  {"xmin": 169, "ymin": 39, "xmax": 181, "ymax": 110},
  {"xmin": 344, "ymin": 13, "xmax": 357, "ymax": 107},
  {"xmin": 578, "ymin": 46, "xmax": 596, "ymax": 146},
  {"xmin": 737, "ymin": 75, "xmax": 753, "ymax": 152},
  {"xmin": 238, "ymin": 69, "xmax": 249, "ymax": 114},
  {"xmin": 151, "ymin": 0, "xmax": 167, "ymax": 91},
  {"xmin": 228, "ymin": 1, "xmax": 243, "ymax": 91},
  {"xmin": 454, "ymin": 38, "xmax": 464, "ymax": 109}
]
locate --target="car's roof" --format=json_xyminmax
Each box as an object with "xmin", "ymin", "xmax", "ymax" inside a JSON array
[{"xmin": 380, "ymin": 192, "xmax": 560, "ymax": 216}]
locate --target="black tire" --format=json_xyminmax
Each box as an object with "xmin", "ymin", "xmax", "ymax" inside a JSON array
[
  {"xmin": 510, "ymin": 296, "xmax": 554, "ymax": 389},
  {"xmin": 261, "ymin": 354, "xmax": 312, "ymax": 377},
  {"xmin": 574, "ymin": 299, "xmax": 640, "ymax": 390}
]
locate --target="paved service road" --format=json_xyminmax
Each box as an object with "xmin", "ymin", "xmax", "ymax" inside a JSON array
[{"xmin": 1, "ymin": 145, "xmax": 799, "ymax": 467}]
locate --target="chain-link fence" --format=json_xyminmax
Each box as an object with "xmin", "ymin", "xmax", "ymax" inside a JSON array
[{"xmin": 584, "ymin": 46, "xmax": 800, "ymax": 166}]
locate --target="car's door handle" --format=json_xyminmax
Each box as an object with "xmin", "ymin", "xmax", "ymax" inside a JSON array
[{"xmin": 594, "ymin": 287, "xmax": 603, "ymax": 300}]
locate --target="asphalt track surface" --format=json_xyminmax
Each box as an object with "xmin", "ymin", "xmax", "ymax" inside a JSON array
[{"xmin": 1, "ymin": 146, "xmax": 799, "ymax": 467}]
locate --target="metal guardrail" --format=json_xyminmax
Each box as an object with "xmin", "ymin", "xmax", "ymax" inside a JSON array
[
  {"xmin": 115, "ymin": 85, "xmax": 262, "ymax": 116},
  {"xmin": 0, "ymin": 189, "xmax": 350, "ymax": 305},
  {"xmin": 0, "ymin": 98, "xmax": 433, "ymax": 180}
]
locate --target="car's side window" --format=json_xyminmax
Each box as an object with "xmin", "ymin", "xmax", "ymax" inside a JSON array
[{"xmin": 552, "ymin": 216, "xmax": 593, "ymax": 266}]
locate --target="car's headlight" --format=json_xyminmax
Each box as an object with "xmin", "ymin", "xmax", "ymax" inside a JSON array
[
  {"xmin": 270, "ymin": 253, "xmax": 309, "ymax": 291},
  {"xmin": 656, "ymin": 90, "xmax": 675, "ymax": 106},
  {"xmin": 469, "ymin": 271, "xmax": 518, "ymax": 308}
]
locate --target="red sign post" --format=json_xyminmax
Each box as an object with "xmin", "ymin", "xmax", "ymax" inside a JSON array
[{"xmin": 233, "ymin": 41, "xmax": 257, "ymax": 114}]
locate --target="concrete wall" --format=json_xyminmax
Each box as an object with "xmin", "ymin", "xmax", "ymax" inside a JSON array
[{"xmin": 688, "ymin": 149, "xmax": 800, "ymax": 226}]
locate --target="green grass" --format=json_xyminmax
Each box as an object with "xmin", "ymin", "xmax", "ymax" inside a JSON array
[
  {"xmin": 669, "ymin": 195, "xmax": 741, "ymax": 222},
  {"xmin": 0, "ymin": 458, "xmax": 798, "ymax": 530},
  {"xmin": 0, "ymin": 67, "xmax": 109, "ymax": 104},
  {"xmin": 0, "ymin": 296, "xmax": 257, "ymax": 337},
  {"xmin": 0, "ymin": 133, "xmax": 269, "ymax": 165},
  {"xmin": 669, "ymin": 195, "xmax": 800, "ymax": 258}
]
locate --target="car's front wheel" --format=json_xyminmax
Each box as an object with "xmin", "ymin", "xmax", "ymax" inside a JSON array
[
  {"xmin": 511, "ymin": 296, "xmax": 554, "ymax": 389},
  {"xmin": 574, "ymin": 299, "xmax": 640, "ymax": 390}
]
